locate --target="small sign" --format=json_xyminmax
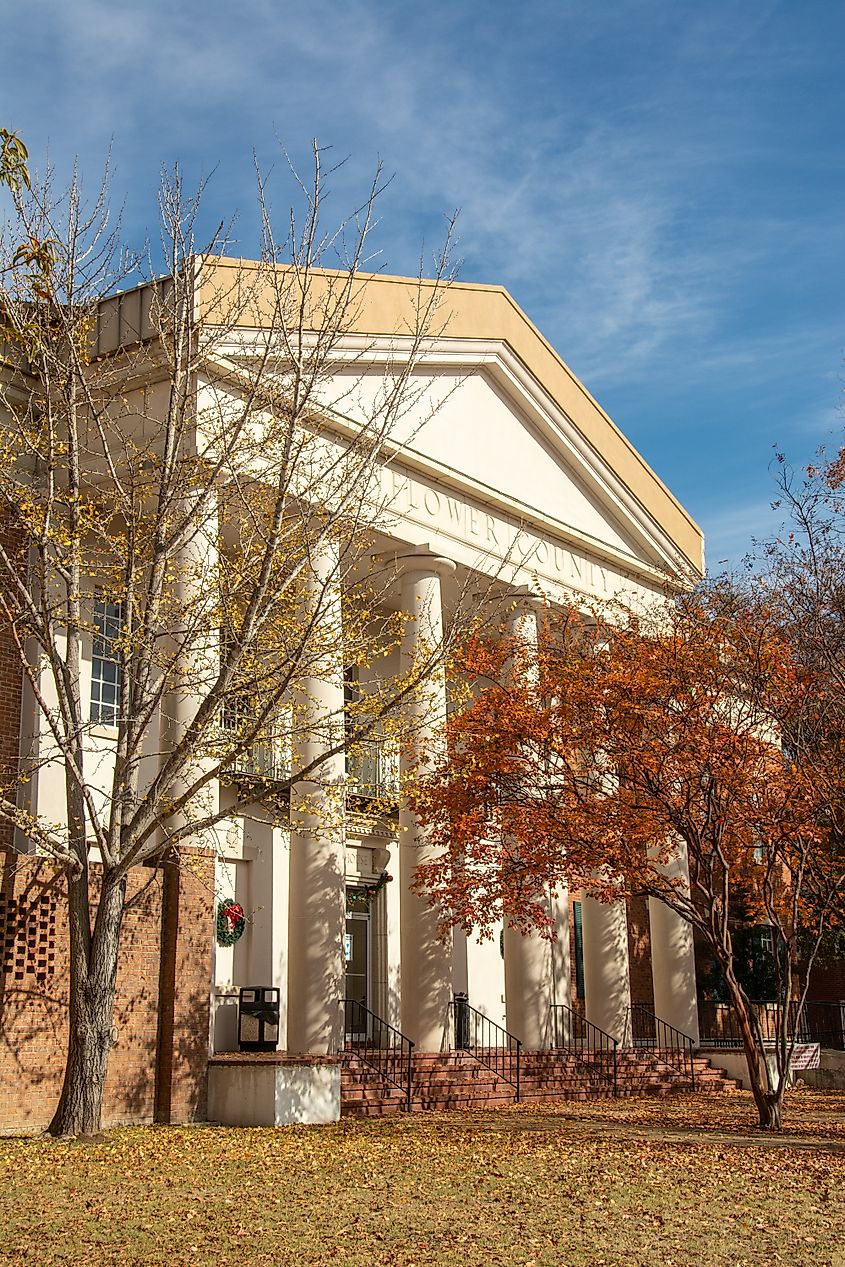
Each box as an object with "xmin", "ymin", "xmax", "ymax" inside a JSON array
[
  {"xmin": 344, "ymin": 933, "xmax": 353, "ymax": 964},
  {"xmin": 790, "ymin": 1043, "xmax": 820, "ymax": 1070}
]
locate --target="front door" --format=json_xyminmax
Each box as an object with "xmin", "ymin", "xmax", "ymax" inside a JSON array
[{"xmin": 344, "ymin": 898, "xmax": 370, "ymax": 1039}]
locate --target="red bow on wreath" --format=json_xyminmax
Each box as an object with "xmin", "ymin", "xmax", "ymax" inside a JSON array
[
  {"xmin": 223, "ymin": 902, "xmax": 244, "ymax": 932},
  {"xmin": 216, "ymin": 899, "xmax": 247, "ymax": 946}
]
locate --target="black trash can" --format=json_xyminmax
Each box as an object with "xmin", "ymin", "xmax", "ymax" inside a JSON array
[{"xmin": 238, "ymin": 986, "xmax": 280, "ymax": 1052}]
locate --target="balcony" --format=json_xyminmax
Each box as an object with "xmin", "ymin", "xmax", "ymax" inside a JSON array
[
  {"xmin": 226, "ymin": 738, "xmax": 290, "ymax": 785},
  {"xmin": 346, "ymin": 738, "xmax": 399, "ymax": 806},
  {"xmin": 221, "ymin": 699, "xmax": 290, "ymax": 792}
]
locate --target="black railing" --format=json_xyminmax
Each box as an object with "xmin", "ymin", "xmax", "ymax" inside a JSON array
[
  {"xmin": 549, "ymin": 1003, "xmax": 618, "ymax": 1096},
  {"xmin": 451, "ymin": 994, "xmax": 522, "ymax": 1100},
  {"xmin": 227, "ymin": 739, "xmax": 289, "ymax": 784},
  {"xmin": 628, "ymin": 1004, "xmax": 696, "ymax": 1089},
  {"xmin": 343, "ymin": 999, "xmax": 415, "ymax": 1111},
  {"xmin": 804, "ymin": 1001, "xmax": 845, "ymax": 1050},
  {"xmin": 221, "ymin": 697, "xmax": 289, "ymax": 786},
  {"xmin": 699, "ymin": 999, "xmax": 781, "ymax": 1047},
  {"xmin": 699, "ymin": 999, "xmax": 845, "ymax": 1051}
]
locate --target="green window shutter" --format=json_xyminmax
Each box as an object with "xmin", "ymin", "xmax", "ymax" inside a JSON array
[{"xmin": 573, "ymin": 901, "xmax": 585, "ymax": 1000}]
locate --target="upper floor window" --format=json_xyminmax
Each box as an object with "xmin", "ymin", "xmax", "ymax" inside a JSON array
[{"xmin": 90, "ymin": 596, "xmax": 123, "ymax": 726}]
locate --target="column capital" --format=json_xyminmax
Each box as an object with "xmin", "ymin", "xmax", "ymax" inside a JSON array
[
  {"xmin": 376, "ymin": 545, "xmax": 457, "ymax": 580},
  {"xmin": 504, "ymin": 586, "xmax": 546, "ymax": 613}
]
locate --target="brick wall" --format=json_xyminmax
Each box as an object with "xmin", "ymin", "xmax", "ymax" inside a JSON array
[
  {"xmin": 0, "ymin": 507, "xmax": 214, "ymax": 1132},
  {"xmin": 806, "ymin": 958, "xmax": 845, "ymax": 1003},
  {"xmin": 566, "ymin": 891, "xmax": 656, "ymax": 1013},
  {"xmin": 626, "ymin": 893, "xmax": 654, "ymax": 1007},
  {"xmin": 0, "ymin": 853, "xmax": 214, "ymax": 1132}
]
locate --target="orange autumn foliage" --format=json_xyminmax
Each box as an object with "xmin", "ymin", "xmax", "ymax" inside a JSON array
[
  {"xmin": 413, "ymin": 590, "xmax": 828, "ymax": 943},
  {"xmin": 412, "ymin": 586, "xmax": 845, "ymax": 1129}
]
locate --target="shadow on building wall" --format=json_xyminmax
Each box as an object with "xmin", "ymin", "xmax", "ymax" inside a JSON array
[{"xmin": 0, "ymin": 850, "xmax": 213, "ymax": 1132}]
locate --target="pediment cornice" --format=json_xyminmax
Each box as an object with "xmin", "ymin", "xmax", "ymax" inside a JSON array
[{"xmin": 205, "ymin": 331, "xmax": 700, "ymax": 588}]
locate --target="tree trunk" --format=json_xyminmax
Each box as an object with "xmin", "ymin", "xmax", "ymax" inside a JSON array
[
  {"xmin": 48, "ymin": 871, "xmax": 127, "ymax": 1137},
  {"xmin": 726, "ymin": 973, "xmax": 785, "ymax": 1130}
]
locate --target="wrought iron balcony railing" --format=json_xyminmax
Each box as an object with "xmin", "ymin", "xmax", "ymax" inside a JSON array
[
  {"xmin": 225, "ymin": 738, "xmax": 290, "ymax": 785},
  {"xmin": 346, "ymin": 739, "xmax": 400, "ymax": 803},
  {"xmin": 221, "ymin": 701, "xmax": 290, "ymax": 787}
]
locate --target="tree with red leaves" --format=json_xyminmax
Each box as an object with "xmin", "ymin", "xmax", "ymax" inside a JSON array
[{"xmin": 411, "ymin": 588, "xmax": 845, "ymax": 1129}]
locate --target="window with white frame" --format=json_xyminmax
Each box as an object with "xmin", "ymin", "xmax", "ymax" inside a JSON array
[{"xmin": 90, "ymin": 595, "xmax": 123, "ymax": 725}]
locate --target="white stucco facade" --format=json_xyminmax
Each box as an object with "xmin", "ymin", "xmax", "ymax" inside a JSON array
[{"xmin": 16, "ymin": 262, "xmax": 705, "ymax": 1123}]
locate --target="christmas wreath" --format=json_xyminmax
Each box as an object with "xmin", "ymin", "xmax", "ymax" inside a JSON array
[
  {"xmin": 347, "ymin": 871, "xmax": 393, "ymax": 909},
  {"xmin": 216, "ymin": 899, "xmax": 246, "ymax": 946}
]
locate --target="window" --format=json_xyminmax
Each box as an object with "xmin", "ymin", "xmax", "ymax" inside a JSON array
[
  {"xmin": 220, "ymin": 631, "xmax": 289, "ymax": 784},
  {"xmin": 90, "ymin": 596, "xmax": 123, "ymax": 725}
]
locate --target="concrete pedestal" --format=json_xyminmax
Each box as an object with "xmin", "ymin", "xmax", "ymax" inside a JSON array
[{"xmin": 207, "ymin": 1054, "xmax": 342, "ymax": 1126}]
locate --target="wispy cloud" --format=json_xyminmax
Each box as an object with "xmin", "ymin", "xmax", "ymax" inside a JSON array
[
  {"xmin": 701, "ymin": 498, "xmax": 786, "ymax": 573},
  {"xmin": 6, "ymin": 0, "xmax": 845, "ymax": 570}
]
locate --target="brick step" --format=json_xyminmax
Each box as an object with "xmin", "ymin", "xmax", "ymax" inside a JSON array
[
  {"xmin": 342, "ymin": 1100, "xmax": 406, "ymax": 1118},
  {"xmin": 341, "ymin": 1084, "xmax": 408, "ymax": 1101},
  {"xmin": 395, "ymin": 1053, "xmax": 478, "ymax": 1067},
  {"xmin": 411, "ymin": 1093, "xmax": 517, "ymax": 1110},
  {"xmin": 519, "ymin": 1081, "xmax": 615, "ymax": 1095},
  {"xmin": 340, "ymin": 1048, "xmax": 740, "ymax": 1117},
  {"xmin": 406, "ymin": 1077, "xmax": 514, "ymax": 1094}
]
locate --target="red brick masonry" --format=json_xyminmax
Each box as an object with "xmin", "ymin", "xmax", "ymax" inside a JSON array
[{"xmin": 0, "ymin": 853, "xmax": 214, "ymax": 1132}]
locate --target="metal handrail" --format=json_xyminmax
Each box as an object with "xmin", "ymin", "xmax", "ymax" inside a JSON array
[
  {"xmin": 343, "ymin": 999, "xmax": 415, "ymax": 1111},
  {"xmin": 549, "ymin": 1003, "xmax": 619, "ymax": 1096},
  {"xmin": 628, "ymin": 1004, "xmax": 696, "ymax": 1089},
  {"xmin": 451, "ymin": 996, "xmax": 522, "ymax": 1100}
]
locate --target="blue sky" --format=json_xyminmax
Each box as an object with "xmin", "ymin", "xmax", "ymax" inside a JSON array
[{"xmin": 4, "ymin": 0, "xmax": 845, "ymax": 570}]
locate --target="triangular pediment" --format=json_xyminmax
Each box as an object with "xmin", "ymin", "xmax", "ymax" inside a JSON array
[
  {"xmin": 396, "ymin": 367, "xmax": 645, "ymax": 559},
  {"xmin": 196, "ymin": 261, "xmax": 704, "ymax": 580},
  {"xmin": 320, "ymin": 355, "xmax": 690, "ymax": 583}
]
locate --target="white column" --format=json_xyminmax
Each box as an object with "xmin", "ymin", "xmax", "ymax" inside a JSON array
[
  {"xmin": 548, "ymin": 887, "xmax": 572, "ymax": 1015},
  {"xmin": 158, "ymin": 498, "xmax": 220, "ymax": 838},
  {"xmin": 244, "ymin": 817, "xmax": 289, "ymax": 1044},
  {"xmin": 384, "ymin": 840, "xmax": 402, "ymax": 1032},
  {"xmin": 649, "ymin": 845, "xmax": 700, "ymax": 1043},
  {"xmin": 581, "ymin": 893, "xmax": 631, "ymax": 1042},
  {"xmin": 397, "ymin": 550, "xmax": 455, "ymax": 1051},
  {"xmin": 287, "ymin": 545, "xmax": 346, "ymax": 1055},
  {"xmin": 502, "ymin": 591, "xmax": 571, "ymax": 1049}
]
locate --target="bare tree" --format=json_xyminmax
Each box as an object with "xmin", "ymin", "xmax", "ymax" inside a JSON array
[{"xmin": 0, "ymin": 143, "xmax": 467, "ymax": 1135}]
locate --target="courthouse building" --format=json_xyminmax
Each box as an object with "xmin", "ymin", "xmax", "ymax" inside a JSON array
[{"xmin": 0, "ymin": 262, "xmax": 706, "ymax": 1128}]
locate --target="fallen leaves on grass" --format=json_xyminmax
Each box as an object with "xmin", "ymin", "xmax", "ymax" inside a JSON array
[{"xmin": 0, "ymin": 1090, "xmax": 843, "ymax": 1267}]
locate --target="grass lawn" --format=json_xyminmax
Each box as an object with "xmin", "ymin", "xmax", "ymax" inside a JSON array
[{"xmin": 1, "ymin": 1089, "xmax": 844, "ymax": 1267}]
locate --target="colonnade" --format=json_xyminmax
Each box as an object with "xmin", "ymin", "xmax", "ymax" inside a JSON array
[
  {"xmin": 223, "ymin": 549, "xmax": 700, "ymax": 1056},
  {"xmin": 283, "ymin": 546, "xmax": 457, "ymax": 1056},
  {"xmin": 498, "ymin": 590, "xmax": 699, "ymax": 1048}
]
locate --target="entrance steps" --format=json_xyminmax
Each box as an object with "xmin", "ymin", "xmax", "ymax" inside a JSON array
[{"xmin": 341, "ymin": 1049, "xmax": 740, "ymax": 1118}]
